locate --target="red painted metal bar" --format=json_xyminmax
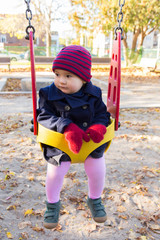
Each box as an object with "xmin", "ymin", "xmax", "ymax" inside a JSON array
[
  {"xmin": 107, "ymin": 32, "xmax": 121, "ymax": 131},
  {"xmin": 29, "ymin": 31, "xmax": 37, "ymax": 135}
]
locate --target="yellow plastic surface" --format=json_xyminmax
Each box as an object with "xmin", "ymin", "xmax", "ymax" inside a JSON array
[{"xmin": 37, "ymin": 119, "xmax": 115, "ymax": 164}]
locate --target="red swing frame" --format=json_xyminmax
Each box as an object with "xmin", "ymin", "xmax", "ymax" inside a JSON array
[
  {"xmin": 29, "ymin": 31, "xmax": 121, "ymax": 135},
  {"xmin": 29, "ymin": 31, "xmax": 37, "ymax": 135},
  {"xmin": 107, "ymin": 31, "xmax": 121, "ymax": 131}
]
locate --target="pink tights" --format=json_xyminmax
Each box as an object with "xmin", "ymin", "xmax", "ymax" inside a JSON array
[{"xmin": 46, "ymin": 155, "xmax": 106, "ymax": 203}]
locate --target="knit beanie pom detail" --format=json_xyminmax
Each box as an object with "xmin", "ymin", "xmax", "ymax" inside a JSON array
[{"xmin": 52, "ymin": 45, "xmax": 92, "ymax": 82}]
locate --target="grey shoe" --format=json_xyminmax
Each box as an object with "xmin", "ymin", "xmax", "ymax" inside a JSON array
[
  {"xmin": 87, "ymin": 197, "xmax": 107, "ymax": 223},
  {"xmin": 43, "ymin": 201, "xmax": 60, "ymax": 229}
]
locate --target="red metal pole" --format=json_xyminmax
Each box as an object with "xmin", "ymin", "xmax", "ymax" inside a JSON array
[{"xmin": 29, "ymin": 31, "xmax": 37, "ymax": 135}]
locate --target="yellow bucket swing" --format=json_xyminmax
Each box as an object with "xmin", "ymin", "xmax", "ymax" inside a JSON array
[{"xmin": 24, "ymin": 1, "xmax": 123, "ymax": 164}]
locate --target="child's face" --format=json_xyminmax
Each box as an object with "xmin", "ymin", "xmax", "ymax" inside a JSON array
[{"xmin": 54, "ymin": 69, "xmax": 84, "ymax": 94}]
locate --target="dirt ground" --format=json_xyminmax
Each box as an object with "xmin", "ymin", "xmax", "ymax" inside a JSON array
[{"xmin": 0, "ymin": 70, "xmax": 160, "ymax": 240}]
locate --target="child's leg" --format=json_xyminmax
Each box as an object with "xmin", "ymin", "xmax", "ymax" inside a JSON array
[
  {"xmin": 84, "ymin": 155, "xmax": 106, "ymax": 199},
  {"xmin": 84, "ymin": 155, "xmax": 107, "ymax": 223},
  {"xmin": 46, "ymin": 161, "xmax": 71, "ymax": 203}
]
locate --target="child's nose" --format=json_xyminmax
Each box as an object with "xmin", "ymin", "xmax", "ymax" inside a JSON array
[{"xmin": 59, "ymin": 77, "xmax": 67, "ymax": 84}]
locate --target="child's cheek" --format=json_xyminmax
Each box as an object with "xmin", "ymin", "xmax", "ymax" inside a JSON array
[{"xmin": 54, "ymin": 79, "xmax": 58, "ymax": 87}]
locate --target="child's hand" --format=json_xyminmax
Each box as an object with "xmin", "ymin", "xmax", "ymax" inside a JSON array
[
  {"xmin": 86, "ymin": 124, "xmax": 106, "ymax": 143},
  {"xmin": 64, "ymin": 123, "xmax": 90, "ymax": 154}
]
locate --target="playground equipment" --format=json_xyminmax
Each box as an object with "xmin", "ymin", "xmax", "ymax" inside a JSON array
[{"xmin": 24, "ymin": 0, "xmax": 125, "ymax": 164}]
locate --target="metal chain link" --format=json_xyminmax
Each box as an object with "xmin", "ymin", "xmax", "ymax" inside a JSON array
[
  {"xmin": 115, "ymin": 0, "xmax": 125, "ymax": 40},
  {"xmin": 24, "ymin": 0, "xmax": 35, "ymax": 40}
]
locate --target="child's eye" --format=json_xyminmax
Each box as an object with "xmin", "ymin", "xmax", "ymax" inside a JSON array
[
  {"xmin": 55, "ymin": 73, "xmax": 59, "ymax": 76},
  {"xmin": 66, "ymin": 75, "xmax": 72, "ymax": 78}
]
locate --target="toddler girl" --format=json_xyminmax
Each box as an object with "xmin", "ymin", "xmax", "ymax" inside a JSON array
[{"xmin": 37, "ymin": 45, "xmax": 110, "ymax": 229}]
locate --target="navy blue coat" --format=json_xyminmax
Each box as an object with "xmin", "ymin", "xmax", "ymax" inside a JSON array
[{"xmin": 37, "ymin": 81, "xmax": 110, "ymax": 165}]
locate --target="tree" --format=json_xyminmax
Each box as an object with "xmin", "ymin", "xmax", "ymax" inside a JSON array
[
  {"xmin": 0, "ymin": 0, "xmax": 69, "ymax": 56},
  {"xmin": 69, "ymin": 0, "xmax": 160, "ymax": 64},
  {"xmin": 0, "ymin": 14, "xmax": 26, "ymax": 39},
  {"xmin": 69, "ymin": 0, "xmax": 98, "ymax": 46},
  {"xmin": 31, "ymin": 0, "xmax": 64, "ymax": 56}
]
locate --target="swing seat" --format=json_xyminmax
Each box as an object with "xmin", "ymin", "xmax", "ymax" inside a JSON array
[{"xmin": 37, "ymin": 119, "xmax": 115, "ymax": 164}]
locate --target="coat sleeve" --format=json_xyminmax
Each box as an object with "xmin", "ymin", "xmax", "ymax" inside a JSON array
[
  {"xmin": 92, "ymin": 89, "xmax": 110, "ymax": 127},
  {"xmin": 37, "ymin": 88, "xmax": 72, "ymax": 133}
]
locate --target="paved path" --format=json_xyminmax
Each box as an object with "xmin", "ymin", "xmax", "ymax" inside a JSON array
[{"xmin": 0, "ymin": 72, "xmax": 160, "ymax": 114}]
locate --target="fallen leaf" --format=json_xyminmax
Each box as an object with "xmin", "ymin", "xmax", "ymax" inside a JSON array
[
  {"xmin": 118, "ymin": 214, "xmax": 128, "ymax": 220},
  {"xmin": 68, "ymin": 196, "xmax": 84, "ymax": 203},
  {"xmin": 83, "ymin": 210, "xmax": 91, "ymax": 219},
  {"xmin": 88, "ymin": 223, "xmax": 98, "ymax": 233},
  {"xmin": 40, "ymin": 181, "xmax": 45, "ymax": 187},
  {"xmin": 0, "ymin": 183, "xmax": 6, "ymax": 190},
  {"xmin": 34, "ymin": 209, "xmax": 44, "ymax": 217},
  {"xmin": 10, "ymin": 181, "xmax": 18, "ymax": 187},
  {"xmin": 6, "ymin": 205, "xmax": 16, "ymax": 210},
  {"xmin": 77, "ymin": 203, "xmax": 85, "ymax": 210},
  {"xmin": 60, "ymin": 209, "xmax": 70, "ymax": 215},
  {"xmin": 136, "ymin": 227, "xmax": 148, "ymax": 235},
  {"xmin": 27, "ymin": 176, "xmax": 34, "ymax": 181},
  {"xmin": 148, "ymin": 223, "xmax": 160, "ymax": 233},
  {"xmin": 6, "ymin": 232, "xmax": 13, "ymax": 239},
  {"xmin": 24, "ymin": 209, "xmax": 34, "ymax": 216},
  {"xmin": 32, "ymin": 226, "xmax": 45, "ymax": 232},
  {"xmin": 65, "ymin": 171, "xmax": 77, "ymax": 179},
  {"xmin": 73, "ymin": 179, "xmax": 81, "ymax": 186},
  {"xmin": 52, "ymin": 223, "xmax": 63, "ymax": 232},
  {"xmin": 140, "ymin": 236, "xmax": 147, "ymax": 240},
  {"xmin": 21, "ymin": 232, "xmax": 29, "ymax": 239},
  {"xmin": 18, "ymin": 221, "xmax": 32, "ymax": 230},
  {"xmin": 5, "ymin": 174, "xmax": 11, "ymax": 180},
  {"xmin": 117, "ymin": 205, "xmax": 127, "ymax": 213}
]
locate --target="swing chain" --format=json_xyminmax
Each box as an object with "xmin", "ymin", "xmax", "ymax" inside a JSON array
[
  {"xmin": 115, "ymin": 0, "xmax": 125, "ymax": 40},
  {"xmin": 24, "ymin": 0, "xmax": 35, "ymax": 40}
]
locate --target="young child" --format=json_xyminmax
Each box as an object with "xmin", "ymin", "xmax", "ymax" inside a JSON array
[{"xmin": 37, "ymin": 45, "xmax": 111, "ymax": 229}]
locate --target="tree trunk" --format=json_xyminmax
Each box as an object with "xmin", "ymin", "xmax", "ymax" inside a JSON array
[
  {"xmin": 138, "ymin": 31, "xmax": 145, "ymax": 50},
  {"xmin": 131, "ymin": 28, "xmax": 140, "ymax": 51},
  {"xmin": 46, "ymin": 28, "xmax": 51, "ymax": 57},
  {"xmin": 136, "ymin": 30, "xmax": 146, "ymax": 60},
  {"xmin": 123, "ymin": 33, "xmax": 130, "ymax": 66}
]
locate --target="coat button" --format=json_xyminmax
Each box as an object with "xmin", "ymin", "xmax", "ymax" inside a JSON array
[
  {"xmin": 83, "ymin": 122, "xmax": 88, "ymax": 127},
  {"xmin": 82, "ymin": 105, "xmax": 88, "ymax": 110},
  {"xmin": 64, "ymin": 105, "xmax": 70, "ymax": 111}
]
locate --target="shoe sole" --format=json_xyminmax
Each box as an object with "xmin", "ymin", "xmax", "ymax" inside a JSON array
[
  {"xmin": 94, "ymin": 215, "xmax": 107, "ymax": 223},
  {"xmin": 43, "ymin": 222, "xmax": 58, "ymax": 229}
]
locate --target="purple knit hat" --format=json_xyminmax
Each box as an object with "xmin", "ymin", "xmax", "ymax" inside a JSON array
[{"xmin": 52, "ymin": 45, "xmax": 92, "ymax": 82}]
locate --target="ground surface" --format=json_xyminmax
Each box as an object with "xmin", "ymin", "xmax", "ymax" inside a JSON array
[{"xmin": 0, "ymin": 69, "xmax": 160, "ymax": 240}]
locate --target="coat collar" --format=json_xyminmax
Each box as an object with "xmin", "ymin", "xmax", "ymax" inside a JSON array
[
  {"xmin": 47, "ymin": 82, "xmax": 100, "ymax": 108},
  {"xmin": 48, "ymin": 82, "xmax": 100, "ymax": 99},
  {"xmin": 84, "ymin": 81, "xmax": 100, "ymax": 97}
]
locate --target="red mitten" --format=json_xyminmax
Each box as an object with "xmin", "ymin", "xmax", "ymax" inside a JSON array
[
  {"xmin": 64, "ymin": 123, "xmax": 90, "ymax": 154},
  {"xmin": 86, "ymin": 124, "xmax": 106, "ymax": 143}
]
